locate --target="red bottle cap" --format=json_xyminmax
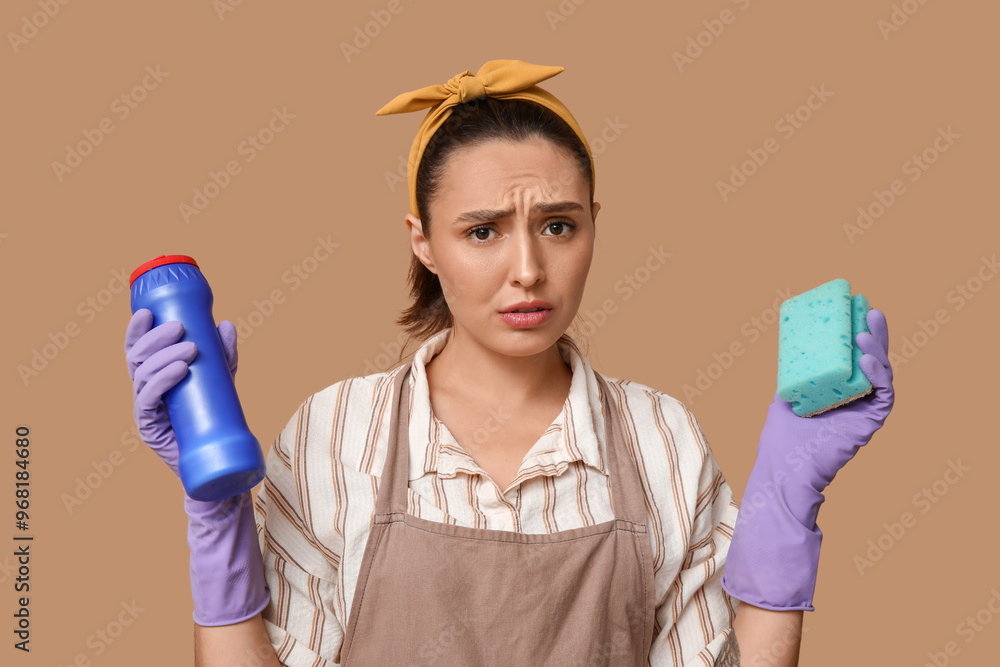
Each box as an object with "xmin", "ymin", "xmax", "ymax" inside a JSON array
[{"xmin": 130, "ymin": 255, "xmax": 200, "ymax": 287}]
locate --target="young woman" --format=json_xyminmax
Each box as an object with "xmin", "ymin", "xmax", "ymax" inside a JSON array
[{"xmin": 124, "ymin": 60, "xmax": 894, "ymax": 666}]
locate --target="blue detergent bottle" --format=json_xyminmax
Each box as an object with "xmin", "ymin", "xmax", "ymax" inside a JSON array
[{"xmin": 129, "ymin": 255, "xmax": 266, "ymax": 501}]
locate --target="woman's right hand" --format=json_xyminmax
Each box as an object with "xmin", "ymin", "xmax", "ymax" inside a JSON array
[
  {"xmin": 125, "ymin": 308, "xmax": 270, "ymax": 627},
  {"xmin": 124, "ymin": 308, "xmax": 239, "ymax": 479}
]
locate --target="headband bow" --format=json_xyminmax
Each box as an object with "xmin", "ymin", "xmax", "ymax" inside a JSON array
[{"xmin": 375, "ymin": 59, "xmax": 595, "ymax": 220}]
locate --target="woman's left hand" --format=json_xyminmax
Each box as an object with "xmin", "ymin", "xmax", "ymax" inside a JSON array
[
  {"xmin": 721, "ymin": 308, "xmax": 894, "ymax": 611},
  {"xmin": 755, "ymin": 307, "xmax": 894, "ymax": 526}
]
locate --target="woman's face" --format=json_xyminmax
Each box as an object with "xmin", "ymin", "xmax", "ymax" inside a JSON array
[{"xmin": 407, "ymin": 137, "xmax": 600, "ymax": 359}]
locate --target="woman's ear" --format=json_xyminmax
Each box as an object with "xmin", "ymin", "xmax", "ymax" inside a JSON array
[
  {"xmin": 406, "ymin": 213, "xmax": 437, "ymax": 275},
  {"xmin": 591, "ymin": 201, "xmax": 601, "ymax": 225}
]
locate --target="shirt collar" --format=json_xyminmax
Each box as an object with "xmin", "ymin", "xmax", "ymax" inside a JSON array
[{"xmin": 404, "ymin": 327, "xmax": 609, "ymax": 482}]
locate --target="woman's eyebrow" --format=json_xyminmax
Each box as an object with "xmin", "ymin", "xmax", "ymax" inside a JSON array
[{"xmin": 454, "ymin": 200, "xmax": 584, "ymax": 225}]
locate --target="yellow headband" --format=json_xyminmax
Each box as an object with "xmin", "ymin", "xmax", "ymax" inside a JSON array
[{"xmin": 375, "ymin": 59, "xmax": 595, "ymax": 221}]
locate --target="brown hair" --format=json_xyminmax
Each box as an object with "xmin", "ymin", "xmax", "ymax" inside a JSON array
[{"xmin": 394, "ymin": 96, "xmax": 595, "ymax": 363}]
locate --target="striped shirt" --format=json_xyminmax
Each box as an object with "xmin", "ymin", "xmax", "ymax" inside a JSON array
[{"xmin": 254, "ymin": 327, "xmax": 740, "ymax": 666}]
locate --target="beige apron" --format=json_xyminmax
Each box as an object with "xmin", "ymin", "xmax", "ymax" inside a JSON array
[{"xmin": 339, "ymin": 360, "xmax": 655, "ymax": 666}]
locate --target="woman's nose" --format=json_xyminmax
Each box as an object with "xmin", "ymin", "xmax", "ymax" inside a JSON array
[{"xmin": 507, "ymin": 228, "xmax": 545, "ymax": 286}]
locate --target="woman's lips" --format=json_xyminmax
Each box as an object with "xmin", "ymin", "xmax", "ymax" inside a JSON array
[{"xmin": 499, "ymin": 308, "xmax": 553, "ymax": 328}]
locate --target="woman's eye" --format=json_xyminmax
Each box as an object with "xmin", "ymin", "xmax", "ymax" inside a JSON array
[
  {"xmin": 547, "ymin": 220, "xmax": 576, "ymax": 236},
  {"xmin": 467, "ymin": 225, "xmax": 494, "ymax": 241},
  {"xmin": 465, "ymin": 220, "xmax": 577, "ymax": 243}
]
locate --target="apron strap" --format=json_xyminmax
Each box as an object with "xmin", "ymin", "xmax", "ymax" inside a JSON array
[
  {"xmin": 375, "ymin": 359, "xmax": 414, "ymax": 517},
  {"xmin": 592, "ymin": 371, "xmax": 650, "ymax": 528}
]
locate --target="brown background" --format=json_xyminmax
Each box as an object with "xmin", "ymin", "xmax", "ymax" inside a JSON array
[{"xmin": 3, "ymin": 0, "xmax": 998, "ymax": 664}]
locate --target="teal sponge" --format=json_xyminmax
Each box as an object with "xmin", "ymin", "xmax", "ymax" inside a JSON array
[{"xmin": 777, "ymin": 278, "xmax": 873, "ymax": 417}]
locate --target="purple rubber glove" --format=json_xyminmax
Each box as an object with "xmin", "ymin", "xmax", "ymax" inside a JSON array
[
  {"xmin": 125, "ymin": 308, "xmax": 270, "ymax": 626},
  {"xmin": 721, "ymin": 308, "xmax": 895, "ymax": 611}
]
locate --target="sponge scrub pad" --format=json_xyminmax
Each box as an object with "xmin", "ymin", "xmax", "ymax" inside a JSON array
[{"xmin": 777, "ymin": 278, "xmax": 873, "ymax": 417}]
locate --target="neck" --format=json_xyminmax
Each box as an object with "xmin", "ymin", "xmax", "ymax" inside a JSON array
[{"xmin": 426, "ymin": 327, "xmax": 571, "ymax": 409}]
